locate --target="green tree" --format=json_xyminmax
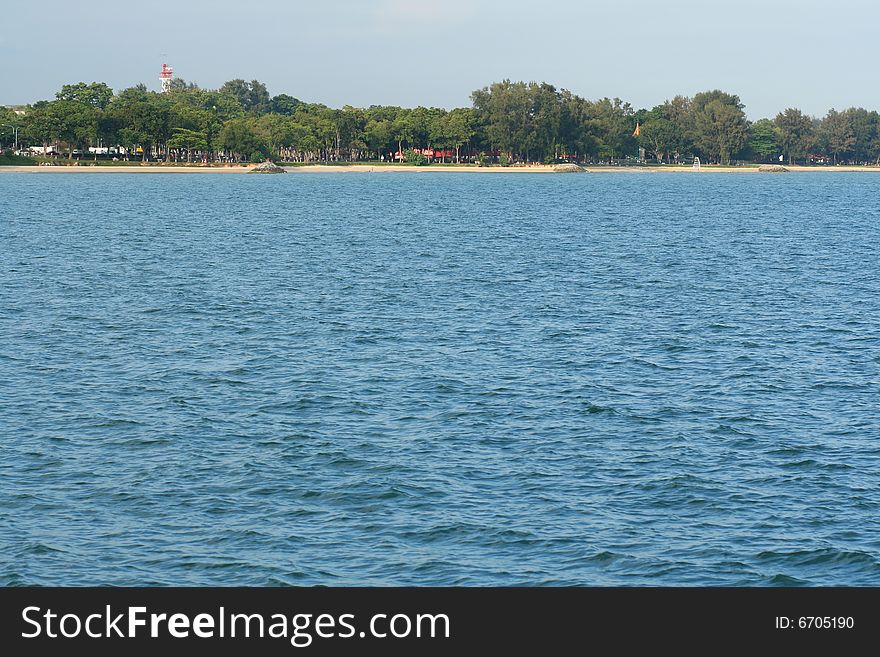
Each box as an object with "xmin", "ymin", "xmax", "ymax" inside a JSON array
[
  {"xmin": 364, "ymin": 118, "xmax": 394, "ymax": 159},
  {"xmin": 169, "ymin": 78, "xmax": 200, "ymax": 92},
  {"xmin": 639, "ymin": 117, "xmax": 676, "ymax": 163},
  {"xmin": 107, "ymin": 87, "xmax": 173, "ymax": 161},
  {"xmin": 255, "ymin": 113, "xmax": 310, "ymax": 159},
  {"xmin": 443, "ymin": 107, "xmax": 476, "ymax": 162},
  {"xmin": 819, "ymin": 109, "xmax": 855, "ymax": 164},
  {"xmin": 97, "ymin": 111, "xmax": 122, "ymax": 152},
  {"xmin": 690, "ymin": 91, "xmax": 749, "ymax": 164},
  {"xmin": 167, "ymin": 128, "xmax": 208, "ymax": 162},
  {"xmin": 471, "ymin": 80, "xmax": 531, "ymax": 160},
  {"xmin": 774, "ymin": 108, "xmax": 813, "ymax": 165},
  {"xmin": 842, "ymin": 107, "xmax": 880, "ymax": 163},
  {"xmin": 392, "ymin": 110, "xmax": 415, "ymax": 159},
  {"xmin": 219, "ymin": 79, "xmax": 250, "ymax": 108},
  {"xmin": 560, "ymin": 91, "xmax": 600, "ymax": 160},
  {"xmin": 56, "ymin": 82, "xmax": 113, "ymax": 110},
  {"xmin": 35, "ymin": 100, "xmax": 98, "ymax": 158},
  {"xmin": 307, "ymin": 110, "xmax": 338, "ymax": 161},
  {"xmin": 589, "ymin": 97, "xmax": 636, "ymax": 162},
  {"xmin": 428, "ymin": 110, "xmax": 449, "ymax": 158},
  {"xmin": 336, "ymin": 105, "xmax": 367, "ymax": 159},
  {"xmin": 219, "ymin": 79, "xmax": 270, "ymax": 113},
  {"xmin": 199, "ymin": 89, "xmax": 245, "ymax": 122},
  {"xmin": 0, "ymin": 106, "xmax": 18, "ymax": 149},
  {"xmin": 748, "ymin": 118, "xmax": 780, "ymax": 162},
  {"xmin": 532, "ymin": 83, "xmax": 565, "ymax": 161},
  {"xmin": 22, "ymin": 101, "xmax": 65, "ymax": 152},
  {"xmin": 404, "ymin": 148, "xmax": 429, "ymax": 165},
  {"xmin": 661, "ymin": 95, "xmax": 694, "ymax": 161},
  {"xmin": 471, "ymin": 81, "xmax": 574, "ymax": 162},
  {"xmin": 218, "ymin": 118, "xmax": 268, "ymax": 161},
  {"xmin": 270, "ymin": 94, "xmax": 301, "ymax": 115}
]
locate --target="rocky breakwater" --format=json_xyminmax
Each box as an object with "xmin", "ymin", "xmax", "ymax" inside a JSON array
[
  {"xmin": 249, "ymin": 161, "xmax": 286, "ymax": 174},
  {"xmin": 552, "ymin": 164, "xmax": 587, "ymax": 173}
]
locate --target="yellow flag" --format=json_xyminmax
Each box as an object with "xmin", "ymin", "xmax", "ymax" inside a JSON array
[{"xmin": 633, "ymin": 122, "xmax": 641, "ymax": 137}]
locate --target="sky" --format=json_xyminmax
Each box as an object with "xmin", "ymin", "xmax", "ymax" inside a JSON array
[{"xmin": 2, "ymin": 0, "xmax": 877, "ymax": 119}]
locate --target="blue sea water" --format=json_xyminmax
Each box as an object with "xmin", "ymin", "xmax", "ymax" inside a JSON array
[{"xmin": 1, "ymin": 170, "xmax": 879, "ymax": 586}]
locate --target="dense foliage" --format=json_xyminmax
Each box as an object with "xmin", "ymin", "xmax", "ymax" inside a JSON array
[{"xmin": 4, "ymin": 78, "xmax": 880, "ymax": 165}]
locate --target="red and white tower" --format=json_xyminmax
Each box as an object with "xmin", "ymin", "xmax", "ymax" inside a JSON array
[{"xmin": 159, "ymin": 63, "xmax": 173, "ymax": 93}]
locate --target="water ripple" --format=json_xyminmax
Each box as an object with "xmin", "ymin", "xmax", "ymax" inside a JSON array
[{"xmin": 1, "ymin": 172, "xmax": 879, "ymax": 585}]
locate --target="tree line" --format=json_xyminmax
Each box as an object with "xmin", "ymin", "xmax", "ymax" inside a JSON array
[{"xmin": 3, "ymin": 78, "xmax": 880, "ymax": 165}]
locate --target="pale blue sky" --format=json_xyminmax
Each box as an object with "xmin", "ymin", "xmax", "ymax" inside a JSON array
[{"xmin": 2, "ymin": 0, "xmax": 876, "ymax": 118}]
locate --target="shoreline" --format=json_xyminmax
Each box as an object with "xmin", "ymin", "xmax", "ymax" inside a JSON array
[{"xmin": 2, "ymin": 164, "xmax": 880, "ymax": 174}]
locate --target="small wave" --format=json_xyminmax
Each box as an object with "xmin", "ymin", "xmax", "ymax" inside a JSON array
[
  {"xmin": 115, "ymin": 436, "xmax": 170, "ymax": 446},
  {"xmin": 583, "ymin": 402, "xmax": 616, "ymax": 415},
  {"xmin": 756, "ymin": 548, "xmax": 879, "ymax": 568},
  {"xmin": 779, "ymin": 459, "xmax": 819, "ymax": 469},
  {"xmin": 767, "ymin": 447, "xmax": 807, "ymax": 456},
  {"xmin": 710, "ymin": 423, "xmax": 754, "ymax": 436},
  {"xmin": 27, "ymin": 543, "xmax": 67, "ymax": 556},
  {"xmin": 768, "ymin": 573, "xmax": 809, "ymax": 586},
  {"xmin": 92, "ymin": 418, "xmax": 146, "ymax": 428},
  {"xmin": 632, "ymin": 358, "xmax": 677, "ymax": 371}
]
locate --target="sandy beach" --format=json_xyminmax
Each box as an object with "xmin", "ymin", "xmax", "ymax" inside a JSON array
[
  {"xmin": 294, "ymin": 164, "xmax": 880, "ymax": 174},
  {"xmin": 0, "ymin": 165, "xmax": 254, "ymax": 174},
  {"xmin": 2, "ymin": 164, "xmax": 880, "ymax": 174}
]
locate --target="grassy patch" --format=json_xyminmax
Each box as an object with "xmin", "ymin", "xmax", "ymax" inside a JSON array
[
  {"xmin": 276, "ymin": 160, "xmax": 479, "ymax": 168},
  {"xmin": 0, "ymin": 151, "xmax": 38, "ymax": 166}
]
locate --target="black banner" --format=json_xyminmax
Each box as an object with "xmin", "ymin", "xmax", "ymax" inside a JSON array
[{"xmin": 1, "ymin": 587, "xmax": 875, "ymax": 654}]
